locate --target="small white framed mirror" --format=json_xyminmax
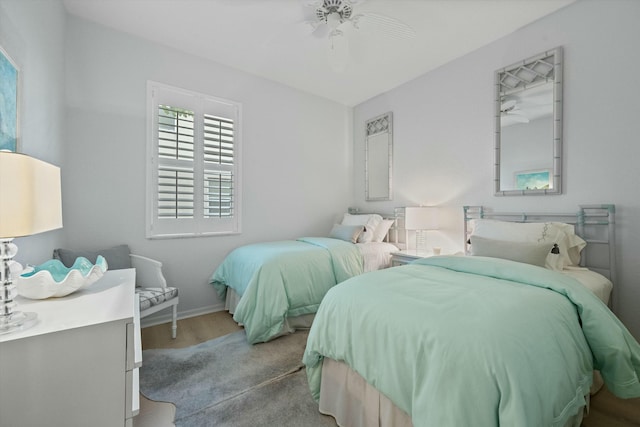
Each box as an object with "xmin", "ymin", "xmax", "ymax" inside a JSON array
[{"xmin": 365, "ymin": 112, "xmax": 393, "ymax": 201}]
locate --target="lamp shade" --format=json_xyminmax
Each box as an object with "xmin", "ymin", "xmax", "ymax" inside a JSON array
[
  {"xmin": 0, "ymin": 152, "xmax": 63, "ymax": 238},
  {"xmin": 404, "ymin": 206, "xmax": 439, "ymax": 230}
]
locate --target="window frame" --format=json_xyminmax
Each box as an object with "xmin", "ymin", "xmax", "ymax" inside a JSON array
[{"xmin": 146, "ymin": 81, "xmax": 242, "ymax": 239}]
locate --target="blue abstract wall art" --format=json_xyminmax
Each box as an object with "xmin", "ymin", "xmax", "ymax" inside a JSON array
[{"xmin": 0, "ymin": 46, "xmax": 18, "ymax": 152}]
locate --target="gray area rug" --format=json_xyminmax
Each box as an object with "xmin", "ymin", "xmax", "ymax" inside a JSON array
[{"xmin": 140, "ymin": 330, "xmax": 336, "ymax": 427}]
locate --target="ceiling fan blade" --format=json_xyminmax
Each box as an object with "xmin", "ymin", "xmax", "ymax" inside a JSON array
[
  {"xmin": 297, "ymin": 20, "xmax": 321, "ymax": 35},
  {"xmin": 265, "ymin": 18, "xmax": 323, "ymax": 47},
  {"xmin": 352, "ymin": 12, "xmax": 416, "ymax": 40},
  {"xmin": 500, "ymin": 99, "xmax": 517, "ymax": 111},
  {"xmin": 284, "ymin": 20, "xmax": 325, "ymax": 41},
  {"xmin": 311, "ymin": 22, "xmax": 330, "ymax": 38}
]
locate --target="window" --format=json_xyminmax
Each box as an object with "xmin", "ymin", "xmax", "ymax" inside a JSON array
[{"xmin": 146, "ymin": 82, "xmax": 241, "ymax": 238}]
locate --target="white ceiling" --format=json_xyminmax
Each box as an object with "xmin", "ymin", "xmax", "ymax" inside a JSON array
[{"xmin": 63, "ymin": 0, "xmax": 575, "ymax": 106}]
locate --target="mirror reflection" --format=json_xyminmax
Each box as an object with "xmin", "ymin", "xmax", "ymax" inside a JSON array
[
  {"xmin": 495, "ymin": 47, "xmax": 563, "ymax": 196},
  {"xmin": 365, "ymin": 112, "xmax": 393, "ymax": 201}
]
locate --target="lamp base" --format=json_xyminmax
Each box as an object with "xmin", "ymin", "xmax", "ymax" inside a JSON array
[
  {"xmin": 0, "ymin": 311, "xmax": 37, "ymax": 335},
  {"xmin": 0, "ymin": 238, "xmax": 38, "ymax": 335},
  {"xmin": 415, "ymin": 229, "xmax": 428, "ymax": 254}
]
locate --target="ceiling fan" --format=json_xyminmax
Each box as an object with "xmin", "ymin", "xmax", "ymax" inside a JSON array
[
  {"xmin": 500, "ymin": 99, "xmax": 530, "ymax": 124},
  {"xmin": 301, "ymin": 0, "xmax": 416, "ymax": 71}
]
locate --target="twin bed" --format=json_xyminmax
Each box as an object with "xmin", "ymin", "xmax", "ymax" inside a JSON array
[
  {"xmin": 210, "ymin": 213, "xmax": 398, "ymax": 343},
  {"xmin": 210, "ymin": 204, "xmax": 640, "ymax": 426},
  {"xmin": 302, "ymin": 205, "xmax": 640, "ymax": 427}
]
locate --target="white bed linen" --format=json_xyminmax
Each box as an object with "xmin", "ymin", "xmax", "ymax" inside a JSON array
[
  {"xmin": 357, "ymin": 242, "xmax": 398, "ymax": 272},
  {"xmin": 561, "ymin": 268, "xmax": 613, "ymax": 305}
]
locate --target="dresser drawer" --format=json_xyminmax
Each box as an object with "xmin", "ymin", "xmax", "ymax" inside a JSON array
[
  {"xmin": 125, "ymin": 368, "xmax": 140, "ymax": 418},
  {"xmin": 125, "ymin": 294, "xmax": 142, "ymax": 420},
  {"xmin": 126, "ymin": 294, "xmax": 143, "ymax": 370}
]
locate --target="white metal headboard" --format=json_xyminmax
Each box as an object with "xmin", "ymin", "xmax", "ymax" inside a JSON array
[{"xmin": 463, "ymin": 205, "xmax": 617, "ymax": 285}]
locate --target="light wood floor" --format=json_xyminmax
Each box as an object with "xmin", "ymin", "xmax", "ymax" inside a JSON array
[
  {"xmin": 141, "ymin": 311, "xmax": 243, "ymax": 350},
  {"xmin": 141, "ymin": 313, "xmax": 640, "ymax": 427}
]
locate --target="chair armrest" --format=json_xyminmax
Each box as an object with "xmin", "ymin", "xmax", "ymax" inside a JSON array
[{"xmin": 130, "ymin": 254, "xmax": 167, "ymax": 289}]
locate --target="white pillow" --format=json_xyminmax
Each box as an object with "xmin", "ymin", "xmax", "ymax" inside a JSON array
[
  {"xmin": 341, "ymin": 213, "xmax": 383, "ymax": 243},
  {"xmin": 469, "ymin": 219, "xmax": 586, "ymax": 270},
  {"xmin": 548, "ymin": 222, "xmax": 586, "ymax": 266},
  {"xmin": 372, "ymin": 219, "xmax": 395, "ymax": 243}
]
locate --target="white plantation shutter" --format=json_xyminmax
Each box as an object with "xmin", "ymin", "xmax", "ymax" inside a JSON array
[
  {"xmin": 203, "ymin": 113, "xmax": 234, "ymax": 218},
  {"xmin": 147, "ymin": 82, "xmax": 241, "ymax": 238},
  {"xmin": 158, "ymin": 166, "xmax": 194, "ymax": 218},
  {"xmin": 157, "ymin": 105, "xmax": 195, "ymax": 219}
]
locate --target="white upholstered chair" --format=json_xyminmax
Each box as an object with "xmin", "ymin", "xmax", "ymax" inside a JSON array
[
  {"xmin": 53, "ymin": 245, "xmax": 179, "ymax": 339},
  {"xmin": 131, "ymin": 254, "xmax": 179, "ymax": 339}
]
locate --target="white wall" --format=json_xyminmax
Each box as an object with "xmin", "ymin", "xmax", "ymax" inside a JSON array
[
  {"xmin": 353, "ymin": 0, "xmax": 640, "ymax": 339},
  {"xmin": 63, "ymin": 16, "xmax": 353, "ymax": 321},
  {"xmin": 0, "ymin": 0, "xmax": 66, "ymax": 264}
]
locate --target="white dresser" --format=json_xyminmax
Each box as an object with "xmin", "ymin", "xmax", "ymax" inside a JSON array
[{"xmin": 0, "ymin": 269, "xmax": 142, "ymax": 427}]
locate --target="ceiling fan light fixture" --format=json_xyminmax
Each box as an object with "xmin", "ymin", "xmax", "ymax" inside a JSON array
[{"xmin": 327, "ymin": 12, "xmax": 342, "ymax": 30}]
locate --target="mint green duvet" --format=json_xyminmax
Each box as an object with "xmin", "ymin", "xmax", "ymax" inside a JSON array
[
  {"xmin": 303, "ymin": 256, "xmax": 640, "ymax": 427},
  {"xmin": 210, "ymin": 237, "xmax": 363, "ymax": 344}
]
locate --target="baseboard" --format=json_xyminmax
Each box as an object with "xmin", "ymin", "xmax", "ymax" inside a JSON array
[{"xmin": 140, "ymin": 302, "xmax": 225, "ymax": 328}]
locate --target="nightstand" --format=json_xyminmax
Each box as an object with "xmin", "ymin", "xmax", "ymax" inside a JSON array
[{"xmin": 391, "ymin": 250, "xmax": 438, "ymax": 266}]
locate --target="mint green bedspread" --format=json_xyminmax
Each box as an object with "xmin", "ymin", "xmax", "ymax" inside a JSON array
[
  {"xmin": 303, "ymin": 256, "xmax": 640, "ymax": 427},
  {"xmin": 210, "ymin": 237, "xmax": 363, "ymax": 344}
]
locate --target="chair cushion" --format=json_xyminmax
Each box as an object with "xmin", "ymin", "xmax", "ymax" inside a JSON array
[
  {"xmin": 136, "ymin": 286, "xmax": 179, "ymax": 311},
  {"xmin": 53, "ymin": 244, "xmax": 132, "ymax": 270}
]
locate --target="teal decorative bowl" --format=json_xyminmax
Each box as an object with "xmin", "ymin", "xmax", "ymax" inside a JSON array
[{"xmin": 16, "ymin": 256, "xmax": 109, "ymax": 299}]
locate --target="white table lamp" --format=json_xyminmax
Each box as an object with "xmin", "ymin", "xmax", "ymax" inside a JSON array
[
  {"xmin": 0, "ymin": 152, "xmax": 63, "ymax": 334},
  {"xmin": 404, "ymin": 206, "xmax": 439, "ymax": 254}
]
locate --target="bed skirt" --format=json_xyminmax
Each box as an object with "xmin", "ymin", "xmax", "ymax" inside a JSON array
[
  {"xmin": 319, "ymin": 358, "xmax": 412, "ymax": 427},
  {"xmin": 318, "ymin": 358, "xmax": 588, "ymax": 427}
]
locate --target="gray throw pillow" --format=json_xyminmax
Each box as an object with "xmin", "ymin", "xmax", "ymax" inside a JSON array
[
  {"xmin": 469, "ymin": 236, "xmax": 553, "ymax": 267},
  {"xmin": 329, "ymin": 224, "xmax": 365, "ymax": 244},
  {"xmin": 53, "ymin": 244, "xmax": 131, "ymax": 270}
]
